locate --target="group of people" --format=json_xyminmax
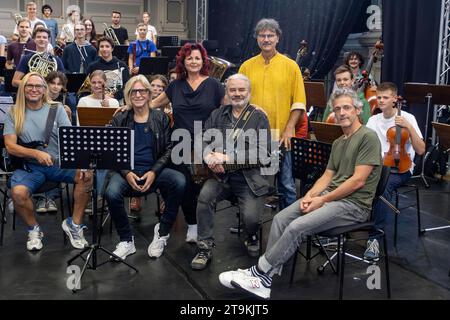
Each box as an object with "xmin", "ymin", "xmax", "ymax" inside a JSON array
[{"xmin": 2, "ymin": 9, "xmax": 426, "ymax": 300}]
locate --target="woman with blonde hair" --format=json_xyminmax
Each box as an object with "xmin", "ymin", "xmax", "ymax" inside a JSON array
[{"xmin": 77, "ymin": 70, "xmax": 120, "ymax": 108}]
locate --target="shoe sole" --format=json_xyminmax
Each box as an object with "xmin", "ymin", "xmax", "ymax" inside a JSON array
[
  {"xmin": 191, "ymin": 257, "xmax": 212, "ymax": 271},
  {"xmin": 36, "ymin": 208, "xmax": 47, "ymax": 214},
  {"xmin": 110, "ymin": 249, "xmax": 137, "ymax": 261},
  {"xmin": 27, "ymin": 245, "xmax": 43, "ymax": 251},
  {"xmin": 230, "ymin": 280, "xmax": 270, "ymax": 299}
]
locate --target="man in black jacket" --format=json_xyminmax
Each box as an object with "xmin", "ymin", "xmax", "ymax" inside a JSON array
[
  {"xmin": 191, "ymin": 74, "xmax": 272, "ymax": 270},
  {"xmin": 105, "ymin": 75, "xmax": 186, "ymax": 260}
]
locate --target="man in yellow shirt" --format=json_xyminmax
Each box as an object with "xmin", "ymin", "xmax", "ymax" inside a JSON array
[{"xmin": 239, "ymin": 18, "xmax": 307, "ymax": 209}]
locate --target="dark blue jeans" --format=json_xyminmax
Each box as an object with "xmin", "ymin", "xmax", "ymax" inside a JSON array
[
  {"xmin": 105, "ymin": 168, "xmax": 186, "ymax": 241},
  {"xmin": 197, "ymin": 172, "xmax": 264, "ymax": 243},
  {"xmin": 370, "ymin": 171, "xmax": 412, "ymax": 239},
  {"xmin": 277, "ymin": 150, "xmax": 297, "ymax": 210}
]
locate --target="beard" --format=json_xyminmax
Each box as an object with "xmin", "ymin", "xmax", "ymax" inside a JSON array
[{"xmin": 230, "ymin": 96, "xmax": 250, "ymax": 109}]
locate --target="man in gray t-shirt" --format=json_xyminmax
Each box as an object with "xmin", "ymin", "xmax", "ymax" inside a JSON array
[{"xmin": 3, "ymin": 72, "xmax": 92, "ymax": 252}]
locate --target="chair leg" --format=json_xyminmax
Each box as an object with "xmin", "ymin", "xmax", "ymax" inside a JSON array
[
  {"xmin": 338, "ymin": 234, "xmax": 346, "ymax": 300},
  {"xmin": 66, "ymin": 184, "xmax": 72, "ymax": 217},
  {"xmin": 306, "ymin": 236, "xmax": 312, "ymax": 260},
  {"xmin": 12, "ymin": 208, "xmax": 16, "ymax": 230},
  {"xmin": 289, "ymin": 250, "xmax": 298, "ymax": 285},
  {"xmin": 336, "ymin": 235, "xmax": 341, "ymax": 275},
  {"xmin": 259, "ymin": 224, "xmax": 263, "ymax": 256},
  {"xmin": 59, "ymin": 188, "xmax": 66, "ymax": 244},
  {"xmin": 237, "ymin": 208, "xmax": 241, "ymax": 237},
  {"xmin": 415, "ymin": 187, "xmax": 422, "ymax": 236},
  {"xmin": 394, "ymin": 190, "xmax": 399, "ymax": 247},
  {"xmin": 382, "ymin": 233, "xmax": 392, "ymax": 299}
]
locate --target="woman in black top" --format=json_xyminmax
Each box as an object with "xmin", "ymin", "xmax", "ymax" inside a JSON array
[{"xmin": 150, "ymin": 43, "xmax": 225, "ymax": 242}]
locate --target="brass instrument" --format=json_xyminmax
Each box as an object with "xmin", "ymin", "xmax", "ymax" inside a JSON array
[
  {"xmin": 25, "ymin": 49, "xmax": 58, "ymax": 78},
  {"xmin": 208, "ymin": 56, "xmax": 234, "ymax": 82},
  {"xmin": 77, "ymin": 69, "xmax": 123, "ymax": 96},
  {"xmin": 103, "ymin": 23, "xmax": 120, "ymax": 45},
  {"xmin": 62, "ymin": 24, "xmax": 75, "ymax": 43},
  {"xmin": 13, "ymin": 13, "xmax": 23, "ymax": 24}
]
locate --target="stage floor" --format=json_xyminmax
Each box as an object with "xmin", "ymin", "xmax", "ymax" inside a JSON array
[{"xmin": 1, "ymin": 179, "xmax": 449, "ymax": 301}]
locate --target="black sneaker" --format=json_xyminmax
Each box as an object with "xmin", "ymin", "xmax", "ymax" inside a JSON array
[{"xmin": 191, "ymin": 249, "xmax": 212, "ymax": 270}]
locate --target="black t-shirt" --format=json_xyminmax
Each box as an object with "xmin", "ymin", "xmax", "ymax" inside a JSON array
[
  {"xmin": 104, "ymin": 26, "xmax": 128, "ymax": 45},
  {"xmin": 165, "ymin": 77, "xmax": 225, "ymax": 139}
]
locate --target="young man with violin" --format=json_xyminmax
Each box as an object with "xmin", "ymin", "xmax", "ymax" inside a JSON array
[
  {"xmin": 322, "ymin": 65, "xmax": 371, "ymax": 124},
  {"xmin": 365, "ymin": 82, "xmax": 425, "ymax": 260}
]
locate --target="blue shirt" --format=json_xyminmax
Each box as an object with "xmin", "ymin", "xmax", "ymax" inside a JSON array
[
  {"xmin": 133, "ymin": 122, "xmax": 155, "ymax": 171},
  {"xmin": 127, "ymin": 40, "xmax": 157, "ymax": 67},
  {"xmin": 42, "ymin": 18, "xmax": 58, "ymax": 47}
]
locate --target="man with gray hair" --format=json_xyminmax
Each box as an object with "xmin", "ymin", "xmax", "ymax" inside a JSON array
[
  {"xmin": 239, "ymin": 18, "xmax": 307, "ymax": 210},
  {"xmin": 218, "ymin": 88, "xmax": 382, "ymax": 299},
  {"xmin": 191, "ymin": 74, "xmax": 272, "ymax": 270}
]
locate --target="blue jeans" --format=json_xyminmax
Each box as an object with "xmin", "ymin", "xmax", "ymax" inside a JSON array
[
  {"xmin": 277, "ymin": 150, "xmax": 297, "ymax": 210},
  {"xmin": 105, "ymin": 168, "xmax": 186, "ymax": 241},
  {"xmin": 196, "ymin": 172, "xmax": 264, "ymax": 243},
  {"xmin": 370, "ymin": 171, "xmax": 412, "ymax": 239}
]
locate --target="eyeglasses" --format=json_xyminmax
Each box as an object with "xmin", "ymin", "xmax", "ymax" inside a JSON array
[
  {"xmin": 257, "ymin": 33, "xmax": 277, "ymax": 39},
  {"xmin": 333, "ymin": 105, "xmax": 355, "ymax": 113},
  {"xmin": 130, "ymin": 88, "xmax": 149, "ymax": 96},
  {"xmin": 25, "ymin": 84, "xmax": 45, "ymax": 90}
]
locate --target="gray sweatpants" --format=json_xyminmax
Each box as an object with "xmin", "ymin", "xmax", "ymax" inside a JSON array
[{"xmin": 258, "ymin": 197, "xmax": 370, "ymax": 277}]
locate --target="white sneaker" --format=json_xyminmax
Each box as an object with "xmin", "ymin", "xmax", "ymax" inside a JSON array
[
  {"xmin": 62, "ymin": 218, "xmax": 89, "ymax": 249},
  {"xmin": 186, "ymin": 224, "xmax": 197, "ymax": 243},
  {"xmin": 111, "ymin": 239, "xmax": 136, "ymax": 260},
  {"xmin": 148, "ymin": 223, "xmax": 169, "ymax": 258},
  {"xmin": 229, "ymin": 271, "xmax": 271, "ymax": 299},
  {"xmin": 219, "ymin": 268, "xmax": 252, "ymax": 289},
  {"xmin": 27, "ymin": 226, "xmax": 44, "ymax": 251}
]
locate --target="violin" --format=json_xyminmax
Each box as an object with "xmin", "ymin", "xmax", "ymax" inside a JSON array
[
  {"xmin": 383, "ymin": 97, "xmax": 412, "ymax": 173},
  {"xmin": 357, "ymin": 40, "xmax": 384, "ymax": 115}
]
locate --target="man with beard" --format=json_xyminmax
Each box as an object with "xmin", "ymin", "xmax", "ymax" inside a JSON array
[{"xmin": 190, "ymin": 74, "xmax": 271, "ymax": 270}]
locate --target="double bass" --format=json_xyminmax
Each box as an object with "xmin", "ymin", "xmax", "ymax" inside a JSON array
[
  {"xmin": 358, "ymin": 40, "xmax": 384, "ymax": 115},
  {"xmin": 383, "ymin": 97, "xmax": 412, "ymax": 173}
]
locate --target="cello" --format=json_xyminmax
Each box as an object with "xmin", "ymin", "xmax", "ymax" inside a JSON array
[{"xmin": 383, "ymin": 97, "xmax": 412, "ymax": 173}]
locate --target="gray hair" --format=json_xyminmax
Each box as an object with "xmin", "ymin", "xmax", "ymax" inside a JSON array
[
  {"xmin": 225, "ymin": 73, "xmax": 251, "ymax": 92},
  {"xmin": 254, "ymin": 18, "xmax": 282, "ymax": 38},
  {"xmin": 330, "ymin": 88, "xmax": 363, "ymax": 109}
]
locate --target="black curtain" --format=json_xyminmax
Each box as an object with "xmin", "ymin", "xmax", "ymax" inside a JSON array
[
  {"xmin": 208, "ymin": 0, "xmax": 367, "ymax": 79},
  {"xmin": 382, "ymin": 0, "xmax": 441, "ymax": 133}
]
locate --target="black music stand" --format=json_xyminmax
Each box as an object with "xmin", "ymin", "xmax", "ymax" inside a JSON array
[
  {"xmin": 112, "ymin": 45, "xmax": 129, "ymax": 63},
  {"xmin": 0, "ymin": 57, "xmax": 6, "ymax": 77},
  {"xmin": 138, "ymin": 57, "xmax": 169, "ymax": 76},
  {"xmin": 59, "ymin": 126, "xmax": 138, "ymax": 292},
  {"xmin": 66, "ymin": 73, "xmax": 86, "ymax": 93},
  {"xmin": 420, "ymin": 122, "xmax": 450, "ymax": 236},
  {"xmin": 161, "ymin": 46, "xmax": 181, "ymax": 62},
  {"xmin": 305, "ymin": 81, "xmax": 327, "ymax": 121},
  {"xmin": 404, "ymin": 83, "xmax": 450, "ymax": 187},
  {"xmin": 157, "ymin": 35, "xmax": 179, "ymax": 49}
]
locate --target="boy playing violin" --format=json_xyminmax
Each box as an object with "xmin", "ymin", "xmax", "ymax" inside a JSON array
[{"xmin": 365, "ymin": 82, "xmax": 425, "ymax": 260}]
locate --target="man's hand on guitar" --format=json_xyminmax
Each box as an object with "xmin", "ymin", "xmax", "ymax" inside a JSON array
[{"xmin": 34, "ymin": 150, "xmax": 53, "ymax": 166}]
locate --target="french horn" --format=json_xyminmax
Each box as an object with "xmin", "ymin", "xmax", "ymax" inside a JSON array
[{"xmin": 25, "ymin": 49, "xmax": 58, "ymax": 78}]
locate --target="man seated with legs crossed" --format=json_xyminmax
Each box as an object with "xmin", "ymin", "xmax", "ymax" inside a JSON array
[
  {"xmin": 364, "ymin": 82, "xmax": 425, "ymax": 260},
  {"xmin": 105, "ymin": 75, "xmax": 186, "ymax": 260},
  {"xmin": 3, "ymin": 72, "xmax": 92, "ymax": 251},
  {"xmin": 191, "ymin": 74, "xmax": 271, "ymax": 270},
  {"xmin": 218, "ymin": 89, "xmax": 382, "ymax": 299}
]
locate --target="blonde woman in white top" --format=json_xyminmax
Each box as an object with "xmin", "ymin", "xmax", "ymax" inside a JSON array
[
  {"xmin": 135, "ymin": 12, "xmax": 157, "ymax": 44},
  {"xmin": 77, "ymin": 70, "xmax": 120, "ymax": 108}
]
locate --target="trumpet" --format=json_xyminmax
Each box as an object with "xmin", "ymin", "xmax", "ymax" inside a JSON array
[
  {"xmin": 103, "ymin": 23, "xmax": 120, "ymax": 45},
  {"xmin": 63, "ymin": 24, "xmax": 75, "ymax": 43}
]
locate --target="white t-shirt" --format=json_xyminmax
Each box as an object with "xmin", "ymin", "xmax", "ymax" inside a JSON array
[
  {"xmin": 366, "ymin": 110, "xmax": 423, "ymax": 173},
  {"xmin": 77, "ymin": 95, "xmax": 120, "ymax": 108},
  {"xmin": 135, "ymin": 25, "xmax": 157, "ymax": 42}
]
